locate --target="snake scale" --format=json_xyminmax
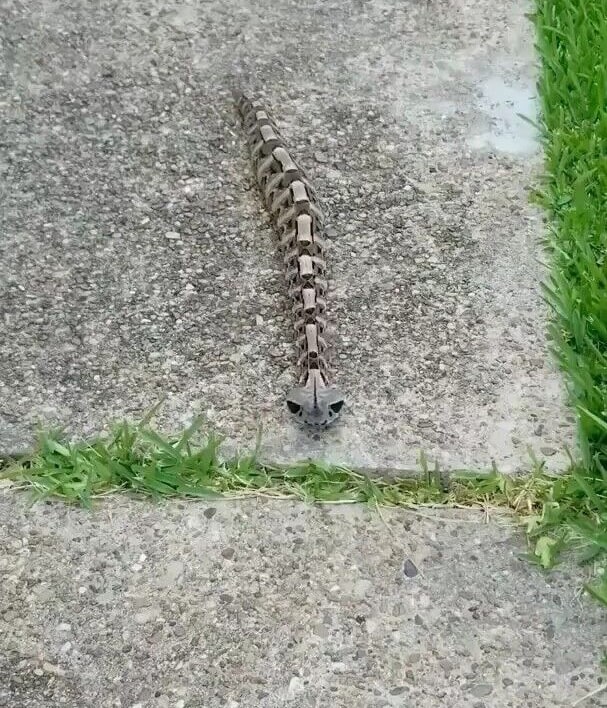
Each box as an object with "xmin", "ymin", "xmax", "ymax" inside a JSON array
[{"xmin": 234, "ymin": 91, "xmax": 345, "ymax": 428}]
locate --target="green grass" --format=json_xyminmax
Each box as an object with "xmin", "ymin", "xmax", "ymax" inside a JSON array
[
  {"xmin": 0, "ymin": 417, "xmax": 539, "ymax": 510},
  {"xmin": 527, "ymin": 0, "xmax": 607, "ymax": 604},
  {"xmin": 0, "ymin": 416, "xmax": 605, "ymax": 605},
  {"xmin": 534, "ymin": 0, "xmax": 607, "ymax": 470}
]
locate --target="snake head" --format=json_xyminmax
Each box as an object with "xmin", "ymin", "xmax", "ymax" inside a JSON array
[{"xmin": 286, "ymin": 383, "xmax": 345, "ymax": 428}]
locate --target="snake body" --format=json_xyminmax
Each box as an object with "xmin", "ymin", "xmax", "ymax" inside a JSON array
[{"xmin": 234, "ymin": 92, "xmax": 345, "ymax": 427}]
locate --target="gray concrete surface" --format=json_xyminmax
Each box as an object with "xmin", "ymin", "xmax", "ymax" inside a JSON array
[
  {"xmin": 0, "ymin": 0, "xmax": 574, "ymax": 470},
  {"xmin": 1, "ymin": 490, "xmax": 606, "ymax": 708}
]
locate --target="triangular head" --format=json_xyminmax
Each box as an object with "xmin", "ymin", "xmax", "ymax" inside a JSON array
[{"xmin": 285, "ymin": 371, "xmax": 345, "ymax": 428}]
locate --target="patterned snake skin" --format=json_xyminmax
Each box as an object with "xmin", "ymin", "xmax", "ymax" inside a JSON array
[{"xmin": 234, "ymin": 91, "xmax": 345, "ymax": 428}]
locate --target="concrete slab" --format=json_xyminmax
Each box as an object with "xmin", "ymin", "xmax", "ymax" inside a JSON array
[
  {"xmin": 0, "ymin": 0, "xmax": 574, "ymax": 470},
  {"xmin": 1, "ymin": 492, "xmax": 605, "ymax": 707}
]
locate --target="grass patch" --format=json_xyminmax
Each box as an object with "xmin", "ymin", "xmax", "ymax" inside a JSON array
[
  {"xmin": 0, "ymin": 418, "xmax": 531, "ymax": 509},
  {"xmin": 534, "ymin": 0, "xmax": 607, "ymax": 471},
  {"xmin": 0, "ymin": 416, "xmax": 605, "ymax": 606},
  {"xmin": 527, "ymin": 0, "xmax": 607, "ymax": 605}
]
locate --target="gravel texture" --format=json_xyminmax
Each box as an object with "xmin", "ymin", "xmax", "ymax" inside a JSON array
[
  {"xmin": 0, "ymin": 0, "xmax": 573, "ymax": 470},
  {"xmin": 1, "ymin": 491, "xmax": 606, "ymax": 707},
  {"xmin": 0, "ymin": 4, "xmax": 599, "ymax": 704}
]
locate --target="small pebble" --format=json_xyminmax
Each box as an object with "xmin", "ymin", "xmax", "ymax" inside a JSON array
[
  {"xmin": 162, "ymin": 560, "xmax": 184, "ymax": 585},
  {"xmin": 134, "ymin": 606, "xmax": 161, "ymax": 624},
  {"xmin": 377, "ymin": 156, "xmax": 394, "ymax": 169},
  {"xmin": 403, "ymin": 559, "xmax": 418, "ymax": 578},
  {"xmin": 390, "ymin": 686, "xmax": 407, "ymax": 695},
  {"xmin": 470, "ymin": 684, "xmax": 493, "ymax": 697},
  {"xmin": 287, "ymin": 676, "xmax": 304, "ymax": 699},
  {"xmin": 42, "ymin": 661, "xmax": 66, "ymax": 676}
]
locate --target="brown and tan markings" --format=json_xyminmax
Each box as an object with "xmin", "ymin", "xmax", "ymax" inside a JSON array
[{"xmin": 234, "ymin": 91, "xmax": 345, "ymax": 428}]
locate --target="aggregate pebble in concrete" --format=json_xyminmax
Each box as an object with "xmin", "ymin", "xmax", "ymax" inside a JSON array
[
  {"xmin": 1, "ymin": 491, "xmax": 606, "ymax": 707},
  {"xmin": 0, "ymin": 0, "xmax": 574, "ymax": 470}
]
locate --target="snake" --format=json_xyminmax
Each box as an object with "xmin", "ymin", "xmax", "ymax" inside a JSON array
[{"xmin": 233, "ymin": 91, "xmax": 345, "ymax": 428}]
